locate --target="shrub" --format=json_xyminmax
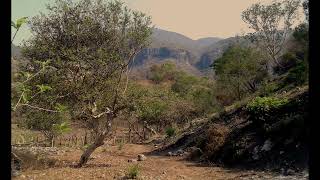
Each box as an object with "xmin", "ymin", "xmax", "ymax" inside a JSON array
[
  {"xmin": 258, "ymin": 81, "xmax": 280, "ymax": 96},
  {"xmin": 165, "ymin": 127, "xmax": 176, "ymax": 137},
  {"xmin": 117, "ymin": 139, "xmax": 125, "ymax": 151},
  {"xmin": 204, "ymin": 124, "xmax": 229, "ymax": 158},
  {"xmin": 149, "ymin": 62, "xmax": 177, "ymax": 83},
  {"xmin": 246, "ymin": 97, "xmax": 288, "ymax": 124},
  {"xmin": 274, "ymin": 52, "xmax": 299, "ymax": 74},
  {"xmin": 127, "ymin": 164, "xmax": 140, "ymax": 179},
  {"xmin": 283, "ymin": 61, "xmax": 308, "ymax": 86},
  {"xmin": 171, "ymin": 72, "xmax": 198, "ymax": 95}
]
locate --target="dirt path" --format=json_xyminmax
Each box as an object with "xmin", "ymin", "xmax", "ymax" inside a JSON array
[{"xmin": 13, "ymin": 144, "xmax": 307, "ymax": 180}]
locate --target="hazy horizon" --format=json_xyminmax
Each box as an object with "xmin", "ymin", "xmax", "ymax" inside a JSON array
[{"xmin": 12, "ymin": 0, "xmax": 302, "ymax": 45}]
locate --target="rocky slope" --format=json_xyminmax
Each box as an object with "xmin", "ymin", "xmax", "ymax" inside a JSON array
[{"xmin": 151, "ymin": 85, "xmax": 308, "ymax": 176}]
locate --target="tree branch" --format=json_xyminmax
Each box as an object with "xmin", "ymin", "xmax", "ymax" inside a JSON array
[{"xmin": 19, "ymin": 103, "xmax": 60, "ymax": 113}]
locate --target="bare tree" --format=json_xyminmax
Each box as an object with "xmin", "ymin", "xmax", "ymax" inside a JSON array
[{"xmin": 241, "ymin": 0, "xmax": 301, "ymax": 69}]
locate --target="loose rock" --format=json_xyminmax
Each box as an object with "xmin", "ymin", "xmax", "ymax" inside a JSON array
[
  {"xmin": 261, "ymin": 139, "xmax": 273, "ymax": 151},
  {"xmin": 137, "ymin": 154, "xmax": 147, "ymax": 161}
]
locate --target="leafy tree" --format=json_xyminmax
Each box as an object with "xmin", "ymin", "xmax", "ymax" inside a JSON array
[
  {"xmin": 171, "ymin": 71, "xmax": 198, "ymax": 95},
  {"xmin": 213, "ymin": 45, "xmax": 267, "ymax": 101},
  {"xmin": 21, "ymin": 0, "xmax": 152, "ymax": 167},
  {"xmin": 11, "ymin": 17, "xmax": 28, "ymax": 44},
  {"xmin": 148, "ymin": 62, "xmax": 177, "ymax": 83},
  {"xmin": 241, "ymin": 0, "xmax": 301, "ymax": 69}
]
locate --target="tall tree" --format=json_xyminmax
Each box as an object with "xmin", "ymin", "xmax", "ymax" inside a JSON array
[
  {"xmin": 213, "ymin": 45, "xmax": 267, "ymax": 101},
  {"xmin": 20, "ymin": 0, "xmax": 152, "ymax": 167},
  {"xmin": 241, "ymin": 0, "xmax": 301, "ymax": 70}
]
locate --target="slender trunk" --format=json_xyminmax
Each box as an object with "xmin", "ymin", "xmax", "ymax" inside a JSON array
[
  {"xmin": 51, "ymin": 137, "xmax": 55, "ymax": 147},
  {"xmin": 76, "ymin": 115, "xmax": 112, "ymax": 168},
  {"xmin": 77, "ymin": 132, "xmax": 106, "ymax": 167},
  {"xmin": 11, "ymin": 28, "xmax": 19, "ymax": 44}
]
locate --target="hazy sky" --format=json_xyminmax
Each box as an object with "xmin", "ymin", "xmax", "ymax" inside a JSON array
[{"xmin": 12, "ymin": 0, "xmax": 300, "ymax": 45}]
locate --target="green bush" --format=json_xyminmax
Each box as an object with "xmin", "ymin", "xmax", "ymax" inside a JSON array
[
  {"xmin": 171, "ymin": 72, "xmax": 199, "ymax": 95},
  {"xmin": 246, "ymin": 97, "xmax": 288, "ymax": 123},
  {"xmin": 283, "ymin": 61, "xmax": 308, "ymax": 86},
  {"xmin": 127, "ymin": 164, "xmax": 140, "ymax": 179},
  {"xmin": 149, "ymin": 62, "xmax": 177, "ymax": 83},
  {"xmin": 165, "ymin": 127, "xmax": 176, "ymax": 137},
  {"xmin": 258, "ymin": 81, "xmax": 280, "ymax": 96}
]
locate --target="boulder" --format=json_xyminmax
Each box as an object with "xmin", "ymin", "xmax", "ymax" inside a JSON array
[
  {"xmin": 176, "ymin": 149, "xmax": 184, "ymax": 156},
  {"xmin": 137, "ymin": 154, "xmax": 147, "ymax": 161},
  {"xmin": 285, "ymin": 169, "xmax": 295, "ymax": 176},
  {"xmin": 261, "ymin": 139, "xmax": 273, "ymax": 151}
]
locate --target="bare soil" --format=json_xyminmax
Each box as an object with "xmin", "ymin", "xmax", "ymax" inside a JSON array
[{"xmin": 12, "ymin": 143, "xmax": 307, "ymax": 180}]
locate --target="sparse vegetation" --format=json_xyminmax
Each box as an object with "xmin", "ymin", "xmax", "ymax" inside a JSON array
[
  {"xmin": 165, "ymin": 127, "xmax": 176, "ymax": 137},
  {"xmin": 127, "ymin": 164, "xmax": 140, "ymax": 179}
]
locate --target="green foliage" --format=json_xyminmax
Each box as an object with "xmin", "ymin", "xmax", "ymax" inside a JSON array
[
  {"xmin": 258, "ymin": 81, "xmax": 280, "ymax": 96},
  {"xmin": 246, "ymin": 96, "xmax": 288, "ymax": 123},
  {"xmin": 117, "ymin": 139, "xmax": 125, "ymax": 150},
  {"xmin": 17, "ymin": 0, "xmax": 152, "ymax": 144},
  {"xmin": 293, "ymin": 23, "xmax": 309, "ymax": 47},
  {"xmin": 241, "ymin": 0, "xmax": 300, "ymax": 64},
  {"xmin": 276, "ymin": 22, "xmax": 308, "ymax": 87},
  {"xmin": 213, "ymin": 45, "xmax": 267, "ymax": 103},
  {"xmin": 124, "ymin": 81, "xmax": 198, "ymax": 128},
  {"xmin": 52, "ymin": 121, "xmax": 71, "ymax": 136},
  {"xmin": 127, "ymin": 164, "xmax": 140, "ymax": 179},
  {"xmin": 12, "ymin": 17, "xmax": 28, "ymax": 43},
  {"xmin": 81, "ymin": 144, "xmax": 90, "ymax": 152},
  {"xmin": 12, "ymin": 17, "xmax": 28, "ymax": 29},
  {"xmin": 283, "ymin": 61, "xmax": 308, "ymax": 86},
  {"xmin": 149, "ymin": 62, "xmax": 177, "ymax": 83},
  {"xmin": 165, "ymin": 127, "xmax": 176, "ymax": 137},
  {"xmin": 54, "ymin": 103, "xmax": 68, "ymax": 113},
  {"xmin": 171, "ymin": 72, "xmax": 199, "ymax": 95},
  {"xmin": 36, "ymin": 84, "xmax": 52, "ymax": 93},
  {"xmin": 138, "ymin": 98, "xmax": 168, "ymax": 124}
]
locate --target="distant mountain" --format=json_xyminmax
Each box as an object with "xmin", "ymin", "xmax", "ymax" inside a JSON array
[
  {"xmin": 13, "ymin": 29, "xmax": 245, "ymax": 79},
  {"xmin": 196, "ymin": 37, "xmax": 222, "ymax": 49},
  {"xmin": 196, "ymin": 36, "xmax": 252, "ymax": 70},
  {"xmin": 150, "ymin": 28, "xmax": 222, "ymax": 55},
  {"xmin": 131, "ymin": 28, "xmax": 223, "ymax": 78}
]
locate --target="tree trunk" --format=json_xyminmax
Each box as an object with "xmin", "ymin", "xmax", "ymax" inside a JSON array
[
  {"xmin": 76, "ymin": 115, "xmax": 112, "ymax": 168},
  {"xmin": 77, "ymin": 132, "xmax": 106, "ymax": 167}
]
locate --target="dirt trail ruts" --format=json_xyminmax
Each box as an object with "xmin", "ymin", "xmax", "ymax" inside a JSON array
[{"xmin": 13, "ymin": 144, "xmax": 307, "ymax": 180}]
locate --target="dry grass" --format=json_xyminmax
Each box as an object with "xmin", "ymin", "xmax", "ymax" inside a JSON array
[
  {"xmin": 204, "ymin": 124, "xmax": 230, "ymax": 157},
  {"xmin": 13, "ymin": 149, "xmax": 57, "ymax": 171}
]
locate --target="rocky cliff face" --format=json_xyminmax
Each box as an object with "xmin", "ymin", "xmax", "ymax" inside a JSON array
[
  {"xmin": 131, "ymin": 29, "xmax": 253, "ymax": 78},
  {"xmin": 131, "ymin": 28, "xmax": 224, "ymax": 77},
  {"xmin": 132, "ymin": 47, "xmax": 197, "ymax": 67}
]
